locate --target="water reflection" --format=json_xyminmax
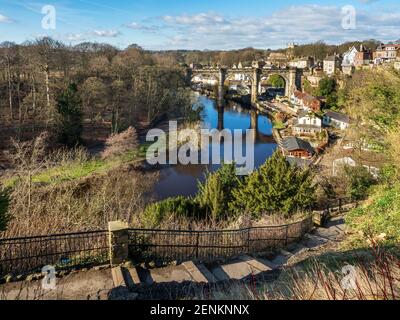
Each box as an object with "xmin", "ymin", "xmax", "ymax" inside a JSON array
[{"xmin": 153, "ymin": 96, "xmax": 277, "ymax": 199}]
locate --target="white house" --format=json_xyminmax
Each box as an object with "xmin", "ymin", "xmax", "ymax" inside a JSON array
[
  {"xmin": 342, "ymin": 47, "xmax": 358, "ymax": 67},
  {"xmin": 292, "ymin": 112, "xmax": 322, "ymax": 135},
  {"xmin": 342, "ymin": 46, "xmax": 358, "ymax": 75},
  {"xmin": 323, "ymin": 111, "xmax": 350, "ymax": 130},
  {"xmin": 234, "ymin": 73, "xmax": 250, "ymax": 81},
  {"xmin": 289, "ymin": 56, "xmax": 314, "ymax": 69},
  {"xmin": 323, "ymin": 54, "xmax": 342, "ymax": 75}
]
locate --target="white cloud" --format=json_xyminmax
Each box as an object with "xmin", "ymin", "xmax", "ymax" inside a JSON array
[
  {"xmin": 93, "ymin": 29, "xmax": 121, "ymax": 38},
  {"xmin": 0, "ymin": 14, "xmax": 13, "ymax": 23},
  {"xmin": 125, "ymin": 22, "xmax": 160, "ymax": 32},
  {"xmin": 65, "ymin": 33, "xmax": 87, "ymax": 42},
  {"xmin": 155, "ymin": 5, "xmax": 400, "ymax": 49},
  {"xmin": 163, "ymin": 12, "xmax": 225, "ymax": 25}
]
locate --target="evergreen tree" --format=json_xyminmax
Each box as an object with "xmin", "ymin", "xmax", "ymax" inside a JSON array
[
  {"xmin": 56, "ymin": 83, "xmax": 83, "ymax": 147},
  {"xmin": 196, "ymin": 163, "xmax": 241, "ymax": 220},
  {"xmin": 230, "ymin": 151, "xmax": 316, "ymax": 218}
]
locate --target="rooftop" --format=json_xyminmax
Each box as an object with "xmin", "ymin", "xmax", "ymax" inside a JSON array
[
  {"xmin": 324, "ymin": 111, "xmax": 350, "ymax": 123},
  {"xmin": 282, "ymin": 136, "xmax": 314, "ymax": 154}
]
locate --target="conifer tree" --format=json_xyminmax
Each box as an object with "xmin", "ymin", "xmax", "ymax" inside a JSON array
[
  {"xmin": 230, "ymin": 151, "xmax": 315, "ymax": 217},
  {"xmin": 56, "ymin": 83, "xmax": 83, "ymax": 147}
]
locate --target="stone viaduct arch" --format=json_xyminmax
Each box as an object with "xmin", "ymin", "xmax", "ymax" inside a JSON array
[{"xmin": 187, "ymin": 67, "xmax": 302, "ymax": 105}]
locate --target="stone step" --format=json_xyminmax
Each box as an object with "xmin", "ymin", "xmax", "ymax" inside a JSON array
[
  {"xmin": 303, "ymin": 233, "xmax": 328, "ymax": 248},
  {"xmin": 256, "ymin": 257, "xmax": 278, "ymax": 270},
  {"xmin": 123, "ymin": 267, "xmax": 141, "ymax": 289},
  {"xmin": 238, "ymin": 255, "xmax": 276, "ymax": 271},
  {"xmin": 211, "ymin": 260, "xmax": 264, "ymax": 281},
  {"xmin": 210, "ymin": 265, "xmax": 231, "ymax": 281},
  {"xmin": 144, "ymin": 264, "xmax": 194, "ymax": 285},
  {"xmin": 288, "ymin": 243, "xmax": 308, "ymax": 255},
  {"xmin": 196, "ymin": 263, "xmax": 218, "ymax": 283},
  {"xmin": 182, "ymin": 261, "xmax": 209, "ymax": 283},
  {"xmin": 111, "ymin": 266, "xmax": 126, "ymax": 288},
  {"xmin": 271, "ymin": 254, "xmax": 290, "ymax": 267}
]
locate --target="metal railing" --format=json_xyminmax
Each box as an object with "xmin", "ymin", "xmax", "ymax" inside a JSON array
[
  {"xmin": 0, "ymin": 215, "xmax": 314, "ymax": 277},
  {"xmin": 128, "ymin": 216, "xmax": 313, "ymax": 263},
  {"xmin": 0, "ymin": 230, "xmax": 109, "ymax": 277}
]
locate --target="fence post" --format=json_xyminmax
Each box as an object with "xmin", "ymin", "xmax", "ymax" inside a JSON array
[
  {"xmin": 195, "ymin": 231, "xmax": 200, "ymax": 260},
  {"xmin": 108, "ymin": 220, "xmax": 129, "ymax": 266},
  {"xmin": 246, "ymin": 228, "xmax": 251, "ymax": 253},
  {"xmin": 285, "ymin": 225, "xmax": 289, "ymax": 246}
]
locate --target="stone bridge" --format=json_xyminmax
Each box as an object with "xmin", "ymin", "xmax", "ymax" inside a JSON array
[{"xmin": 187, "ymin": 67, "xmax": 302, "ymax": 104}]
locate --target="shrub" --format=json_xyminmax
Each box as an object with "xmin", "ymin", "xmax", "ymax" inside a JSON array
[
  {"xmin": 344, "ymin": 165, "xmax": 376, "ymax": 200},
  {"xmin": 101, "ymin": 126, "xmax": 138, "ymax": 159},
  {"xmin": 142, "ymin": 196, "xmax": 203, "ymax": 227},
  {"xmin": 230, "ymin": 151, "xmax": 315, "ymax": 218},
  {"xmin": 196, "ymin": 163, "xmax": 240, "ymax": 221}
]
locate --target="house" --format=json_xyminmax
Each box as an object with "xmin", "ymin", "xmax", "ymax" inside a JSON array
[
  {"xmin": 374, "ymin": 43, "xmax": 400, "ymax": 63},
  {"xmin": 323, "ymin": 54, "xmax": 342, "ymax": 75},
  {"xmin": 289, "ymin": 56, "xmax": 315, "ymax": 69},
  {"xmin": 354, "ymin": 44, "xmax": 373, "ymax": 67},
  {"xmin": 234, "ymin": 73, "xmax": 250, "ymax": 81},
  {"xmin": 192, "ymin": 75, "xmax": 218, "ymax": 86},
  {"xmin": 282, "ymin": 136, "xmax": 315, "ymax": 158},
  {"xmin": 290, "ymin": 91, "xmax": 322, "ymax": 112},
  {"xmin": 292, "ymin": 112, "xmax": 322, "ymax": 135},
  {"xmin": 342, "ymin": 47, "xmax": 358, "ymax": 67},
  {"xmin": 323, "ymin": 111, "xmax": 350, "ymax": 130}
]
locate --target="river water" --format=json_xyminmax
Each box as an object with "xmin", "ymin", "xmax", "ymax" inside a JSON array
[{"xmin": 152, "ymin": 95, "xmax": 277, "ymax": 199}]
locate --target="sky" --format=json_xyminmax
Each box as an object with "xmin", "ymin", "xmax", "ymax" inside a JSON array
[{"xmin": 0, "ymin": 0, "xmax": 399, "ymax": 50}]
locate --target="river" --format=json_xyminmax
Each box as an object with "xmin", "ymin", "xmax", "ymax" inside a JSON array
[{"xmin": 152, "ymin": 94, "xmax": 277, "ymax": 199}]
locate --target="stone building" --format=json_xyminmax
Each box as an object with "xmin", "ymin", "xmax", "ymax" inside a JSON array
[{"xmin": 323, "ymin": 54, "xmax": 342, "ymax": 75}]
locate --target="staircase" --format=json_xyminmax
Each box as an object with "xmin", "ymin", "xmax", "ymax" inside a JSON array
[
  {"xmin": 109, "ymin": 229, "xmax": 333, "ymax": 300},
  {"xmin": 108, "ymin": 215, "xmax": 348, "ymax": 300}
]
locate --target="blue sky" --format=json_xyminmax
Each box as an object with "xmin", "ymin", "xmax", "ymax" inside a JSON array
[{"xmin": 0, "ymin": 0, "xmax": 399, "ymax": 49}]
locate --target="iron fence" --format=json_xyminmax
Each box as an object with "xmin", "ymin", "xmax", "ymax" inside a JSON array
[
  {"xmin": 128, "ymin": 216, "xmax": 313, "ymax": 263},
  {"xmin": 0, "ymin": 216, "xmax": 314, "ymax": 277},
  {"xmin": 0, "ymin": 230, "xmax": 109, "ymax": 277}
]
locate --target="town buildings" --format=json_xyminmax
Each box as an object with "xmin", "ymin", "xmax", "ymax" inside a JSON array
[
  {"xmin": 290, "ymin": 90, "xmax": 322, "ymax": 112},
  {"xmin": 341, "ymin": 45, "xmax": 373, "ymax": 75},
  {"xmin": 374, "ymin": 43, "xmax": 400, "ymax": 63}
]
